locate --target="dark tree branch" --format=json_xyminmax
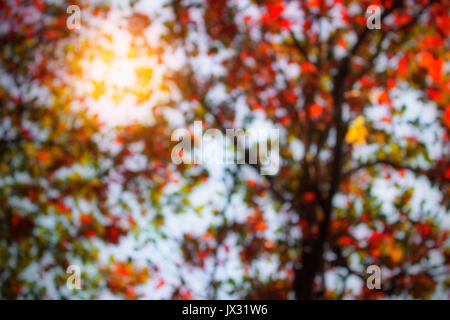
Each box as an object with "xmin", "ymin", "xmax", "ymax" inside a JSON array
[
  {"xmin": 343, "ymin": 159, "xmax": 427, "ymax": 179},
  {"xmin": 294, "ymin": 0, "xmax": 406, "ymax": 300},
  {"xmin": 289, "ymin": 30, "xmax": 310, "ymax": 64}
]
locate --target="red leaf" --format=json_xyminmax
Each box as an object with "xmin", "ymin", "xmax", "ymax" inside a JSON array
[
  {"xmin": 156, "ymin": 279, "xmax": 165, "ymax": 289},
  {"xmin": 368, "ymin": 232, "xmax": 387, "ymax": 247},
  {"xmin": 283, "ymin": 90, "xmax": 297, "ymax": 104},
  {"xmin": 427, "ymin": 88, "xmax": 442, "ymax": 102},
  {"xmin": 303, "ymin": 192, "xmax": 316, "ymax": 202},
  {"xmin": 247, "ymin": 179, "xmax": 257, "ymax": 187},
  {"xmin": 11, "ymin": 216, "xmax": 34, "ymax": 239},
  {"xmin": 337, "ymin": 236, "xmax": 357, "ymax": 246},
  {"xmin": 104, "ymin": 225, "xmax": 125, "ymax": 244},
  {"xmin": 416, "ymin": 223, "xmax": 431, "ymax": 238},
  {"xmin": 444, "ymin": 167, "xmax": 450, "ymax": 180},
  {"xmin": 84, "ymin": 228, "xmax": 97, "ymax": 238},
  {"xmin": 279, "ymin": 18, "xmax": 291, "ymax": 30},
  {"xmin": 179, "ymin": 290, "xmax": 192, "ymax": 300},
  {"xmin": 387, "ymin": 78, "xmax": 396, "ymax": 89},
  {"xmin": 308, "ymin": 0, "xmax": 320, "ymax": 8},
  {"xmin": 28, "ymin": 189, "xmax": 37, "ymax": 201},
  {"xmin": 310, "ymin": 103, "xmax": 323, "ymax": 118},
  {"xmin": 57, "ymin": 201, "xmax": 70, "ymax": 213},
  {"xmin": 266, "ymin": 2, "xmax": 284, "ymax": 20},
  {"xmin": 197, "ymin": 251, "xmax": 208, "ymax": 260},
  {"xmin": 80, "ymin": 214, "xmax": 92, "ymax": 225},
  {"xmin": 180, "ymin": 10, "xmax": 190, "ymax": 23},
  {"xmin": 301, "ymin": 62, "xmax": 317, "ymax": 74},
  {"xmin": 397, "ymin": 55, "xmax": 409, "ymax": 76},
  {"xmin": 34, "ymin": 0, "xmax": 45, "ymax": 11}
]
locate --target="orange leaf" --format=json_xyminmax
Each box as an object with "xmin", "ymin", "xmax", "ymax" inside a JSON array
[
  {"xmin": 38, "ymin": 151, "xmax": 50, "ymax": 163},
  {"xmin": 80, "ymin": 214, "xmax": 92, "ymax": 225},
  {"xmin": 156, "ymin": 279, "xmax": 165, "ymax": 289},
  {"xmin": 308, "ymin": 0, "xmax": 320, "ymax": 8},
  {"xmin": 197, "ymin": 251, "xmax": 208, "ymax": 260},
  {"xmin": 310, "ymin": 103, "xmax": 323, "ymax": 118},
  {"xmin": 254, "ymin": 220, "xmax": 267, "ymax": 232},
  {"xmin": 377, "ymin": 91, "xmax": 390, "ymax": 105},
  {"xmin": 337, "ymin": 37, "xmax": 346, "ymax": 49},
  {"xmin": 202, "ymin": 231, "xmax": 214, "ymax": 239},
  {"xmin": 391, "ymin": 248, "xmax": 403, "ymax": 263},
  {"xmin": 247, "ymin": 179, "xmax": 257, "ymax": 187}
]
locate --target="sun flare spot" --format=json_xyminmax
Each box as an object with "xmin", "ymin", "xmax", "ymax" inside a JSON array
[{"xmin": 69, "ymin": 25, "xmax": 166, "ymax": 125}]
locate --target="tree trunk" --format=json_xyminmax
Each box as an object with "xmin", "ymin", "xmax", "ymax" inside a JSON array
[
  {"xmin": 294, "ymin": 238, "xmax": 324, "ymax": 299},
  {"xmin": 294, "ymin": 200, "xmax": 332, "ymax": 299}
]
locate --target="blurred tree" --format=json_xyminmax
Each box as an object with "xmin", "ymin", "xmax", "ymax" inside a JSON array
[
  {"xmin": 158, "ymin": 0, "xmax": 450, "ymax": 299},
  {"xmin": 0, "ymin": 0, "xmax": 449, "ymax": 299},
  {"xmin": 0, "ymin": 0, "xmax": 166, "ymax": 299}
]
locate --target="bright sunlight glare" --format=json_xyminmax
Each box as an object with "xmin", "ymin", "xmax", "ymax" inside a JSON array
[{"xmin": 69, "ymin": 17, "xmax": 167, "ymax": 126}]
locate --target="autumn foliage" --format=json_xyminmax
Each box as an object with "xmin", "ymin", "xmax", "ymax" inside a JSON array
[{"xmin": 0, "ymin": 0, "xmax": 449, "ymax": 299}]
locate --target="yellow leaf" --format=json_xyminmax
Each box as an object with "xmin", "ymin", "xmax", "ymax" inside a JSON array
[{"xmin": 345, "ymin": 116, "xmax": 368, "ymax": 145}]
